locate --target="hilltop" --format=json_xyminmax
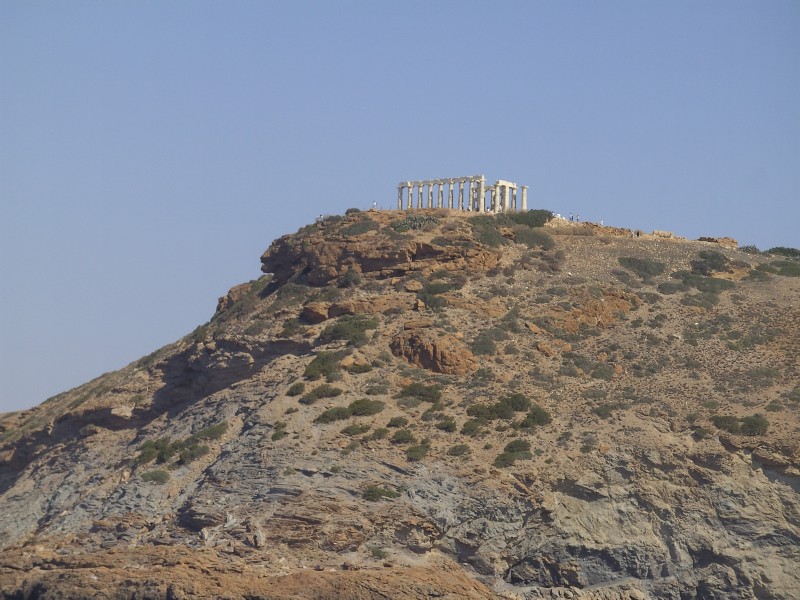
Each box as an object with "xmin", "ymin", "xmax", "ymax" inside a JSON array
[{"xmin": 1, "ymin": 208, "xmax": 799, "ymax": 599}]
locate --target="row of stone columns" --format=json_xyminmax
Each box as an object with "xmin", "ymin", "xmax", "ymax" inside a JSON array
[
  {"xmin": 397, "ymin": 176, "xmax": 528, "ymax": 213},
  {"xmin": 397, "ymin": 176, "xmax": 485, "ymax": 211}
]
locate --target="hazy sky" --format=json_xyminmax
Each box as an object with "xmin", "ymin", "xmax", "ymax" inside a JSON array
[{"xmin": 1, "ymin": 1, "xmax": 799, "ymax": 413}]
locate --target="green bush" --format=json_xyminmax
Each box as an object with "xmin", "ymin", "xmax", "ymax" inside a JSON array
[
  {"xmin": 178, "ymin": 444, "xmax": 209, "ymax": 465},
  {"xmin": 339, "ymin": 268, "xmax": 363, "ymax": 288},
  {"xmin": 447, "ymin": 443, "xmax": 471, "ymax": 457},
  {"xmin": 740, "ymin": 414, "xmax": 769, "ymax": 436},
  {"xmin": 691, "ymin": 250, "xmax": 730, "ymax": 275},
  {"xmin": 349, "ymin": 398, "xmax": 385, "ymax": 416},
  {"xmin": 504, "ymin": 439, "xmax": 531, "ymax": 454},
  {"xmin": 503, "ymin": 393, "xmax": 531, "ymax": 412},
  {"xmin": 771, "ymin": 260, "xmax": 800, "ymax": 277},
  {"xmin": 508, "ymin": 209, "xmax": 554, "ymax": 228},
  {"xmin": 712, "ymin": 415, "xmax": 741, "ymax": 434},
  {"xmin": 141, "ymin": 469, "xmax": 170, "ymax": 484},
  {"xmin": 391, "ymin": 429, "xmax": 416, "ymax": 444},
  {"xmin": 592, "ymin": 404, "xmax": 614, "ymax": 419},
  {"xmin": 137, "ymin": 437, "xmax": 178, "ymax": 465},
  {"xmin": 591, "ymin": 363, "xmax": 615, "ymax": 381},
  {"xmin": 185, "ymin": 422, "xmax": 228, "ymax": 444},
  {"xmin": 493, "ymin": 448, "xmax": 533, "ymax": 468},
  {"xmin": 618, "ymin": 257, "xmax": 666, "ymax": 280},
  {"xmin": 471, "ymin": 335, "xmax": 497, "ymax": 355},
  {"xmin": 369, "ymin": 427, "xmax": 389, "ymax": 440},
  {"xmin": 319, "ymin": 314, "xmax": 379, "ymax": 347},
  {"xmin": 436, "ymin": 418, "xmax": 457, "ymax": 432},
  {"xmin": 657, "ymin": 281, "xmax": 689, "ymax": 295},
  {"xmin": 304, "ymin": 351, "xmax": 346, "ymax": 381},
  {"xmin": 468, "ymin": 215, "xmax": 506, "ymax": 247},
  {"xmin": 767, "ymin": 246, "xmax": 800, "ymax": 259},
  {"xmin": 342, "ymin": 219, "xmax": 380, "ymax": 237},
  {"xmin": 346, "ymin": 363, "xmax": 373, "ymax": 374},
  {"xmin": 387, "ymin": 416, "xmax": 408, "ymax": 428},
  {"xmin": 362, "ymin": 485, "xmax": 400, "ymax": 501},
  {"xmin": 391, "ymin": 215, "xmax": 439, "ymax": 231},
  {"xmin": 398, "ymin": 383, "xmax": 441, "ymax": 403},
  {"xmin": 512, "ymin": 226, "xmax": 555, "ymax": 250},
  {"xmin": 315, "ymin": 406, "xmax": 353, "ymax": 424},
  {"xmin": 271, "ymin": 422, "xmax": 288, "ymax": 441},
  {"xmin": 341, "ymin": 423, "xmax": 370, "ymax": 436},
  {"xmin": 461, "ymin": 419, "xmax": 483, "ymax": 436},
  {"xmin": 406, "ymin": 444, "xmax": 429, "ymax": 462},
  {"xmin": 517, "ymin": 404, "xmax": 552, "ymax": 428},
  {"xmin": 299, "ymin": 384, "xmax": 343, "ymax": 405},
  {"xmin": 287, "ymin": 382, "xmax": 306, "ymax": 396}
]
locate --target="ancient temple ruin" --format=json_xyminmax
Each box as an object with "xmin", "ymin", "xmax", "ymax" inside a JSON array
[{"xmin": 397, "ymin": 175, "xmax": 528, "ymax": 213}]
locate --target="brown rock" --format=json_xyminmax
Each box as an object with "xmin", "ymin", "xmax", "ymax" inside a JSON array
[
  {"xmin": 536, "ymin": 342, "xmax": 556, "ymax": 357},
  {"xmin": 524, "ymin": 321, "xmax": 543, "ymax": 335},
  {"xmin": 300, "ymin": 302, "xmax": 330, "ymax": 324},
  {"xmin": 216, "ymin": 282, "xmax": 251, "ymax": 313},
  {"xmin": 390, "ymin": 330, "xmax": 477, "ymax": 375},
  {"xmin": 329, "ymin": 297, "xmax": 404, "ymax": 317},
  {"xmin": 404, "ymin": 280, "xmax": 424, "ymax": 293},
  {"xmin": 403, "ymin": 319, "xmax": 434, "ymax": 330}
]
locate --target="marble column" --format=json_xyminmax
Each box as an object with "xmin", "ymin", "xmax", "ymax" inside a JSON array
[
  {"xmin": 521, "ymin": 186, "xmax": 528, "ymax": 212},
  {"xmin": 448, "ymin": 182, "xmax": 454, "ymax": 209},
  {"xmin": 466, "ymin": 180, "xmax": 473, "ymax": 211},
  {"xmin": 427, "ymin": 184, "xmax": 433, "ymax": 208},
  {"xmin": 458, "ymin": 181, "xmax": 465, "ymax": 210},
  {"xmin": 397, "ymin": 186, "xmax": 403, "ymax": 210},
  {"xmin": 512, "ymin": 188, "xmax": 517, "ymax": 212},
  {"xmin": 437, "ymin": 183, "xmax": 444, "ymax": 208},
  {"xmin": 478, "ymin": 177, "xmax": 485, "ymax": 213}
]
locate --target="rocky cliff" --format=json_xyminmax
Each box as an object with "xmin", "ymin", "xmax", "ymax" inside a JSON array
[{"xmin": 1, "ymin": 209, "xmax": 798, "ymax": 599}]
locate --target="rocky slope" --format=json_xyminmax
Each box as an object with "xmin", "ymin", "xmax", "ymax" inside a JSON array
[{"xmin": 1, "ymin": 209, "xmax": 799, "ymax": 599}]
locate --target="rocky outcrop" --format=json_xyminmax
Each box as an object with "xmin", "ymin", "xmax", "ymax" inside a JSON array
[
  {"xmin": 260, "ymin": 213, "xmax": 500, "ymax": 285},
  {"xmin": 390, "ymin": 328, "xmax": 478, "ymax": 375},
  {"xmin": 2, "ymin": 211, "xmax": 799, "ymax": 599},
  {"xmin": 698, "ymin": 236, "xmax": 738, "ymax": 249}
]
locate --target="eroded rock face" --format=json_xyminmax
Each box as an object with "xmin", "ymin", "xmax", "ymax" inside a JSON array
[
  {"xmin": 2, "ymin": 211, "xmax": 800, "ymax": 599},
  {"xmin": 390, "ymin": 329, "xmax": 477, "ymax": 375},
  {"xmin": 260, "ymin": 216, "xmax": 499, "ymax": 286}
]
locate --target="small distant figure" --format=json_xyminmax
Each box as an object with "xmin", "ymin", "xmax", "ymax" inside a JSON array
[
  {"xmin": 600, "ymin": 219, "xmax": 604, "ymax": 226},
  {"xmin": 576, "ymin": 214, "xmax": 580, "ymax": 222},
  {"xmin": 372, "ymin": 201, "xmax": 377, "ymax": 210},
  {"xmin": 569, "ymin": 213, "xmax": 574, "ymax": 222}
]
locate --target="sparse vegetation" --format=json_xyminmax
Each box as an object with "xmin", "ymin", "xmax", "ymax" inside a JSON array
[
  {"xmin": 493, "ymin": 439, "xmax": 533, "ymax": 468},
  {"xmin": 287, "ymin": 382, "xmax": 306, "ymax": 396},
  {"xmin": 391, "ymin": 429, "xmax": 416, "ymax": 444},
  {"xmin": 362, "ymin": 485, "xmax": 400, "ymax": 501},
  {"xmin": 299, "ymin": 384, "xmax": 343, "ymax": 405},
  {"xmin": 141, "ymin": 469, "xmax": 170, "ymax": 484},
  {"xmin": 319, "ymin": 314, "xmax": 379, "ymax": 347},
  {"xmin": 304, "ymin": 351, "xmax": 346, "ymax": 381},
  {"xmin": 447, "ymin": 443, "xmax": 471, "ymax": 457},
  {"xmin": 618, "ymin": 257, "xmax": 666, "ymax": 280},
  {"xmin": 406, "ymin": 443, "xmax": 429, "ymax": 462}
]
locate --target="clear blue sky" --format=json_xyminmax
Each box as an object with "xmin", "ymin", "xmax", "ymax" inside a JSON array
[{"xmin": 1, "ymin": 1, "xmax": 798, "ymax": 413}]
